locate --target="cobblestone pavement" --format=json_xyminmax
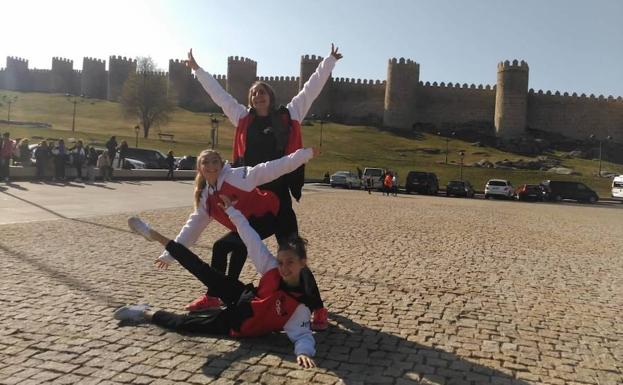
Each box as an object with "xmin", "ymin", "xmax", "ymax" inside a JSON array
[{"xmin": 1, "ymin": 187, "xmax": 621, "ymax": 385}]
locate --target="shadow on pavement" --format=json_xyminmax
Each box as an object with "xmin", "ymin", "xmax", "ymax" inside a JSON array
[
  {"xmin": 0, "ymin": 242, "xmax": 124, "ymax": 307},
  {"xmin": 0, "ymin": 190, "xmax": 134, "ymax": 234}
]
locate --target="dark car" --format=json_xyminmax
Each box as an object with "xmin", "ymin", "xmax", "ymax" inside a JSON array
[
  {"xmin": 446, "ymin": 180, "xmax": 475, "ymax": 198},
  {"xmin": 121, "ymin": 147, "xmax": 168, "ymax": 169},
  {"xmin": 405, "ymin": 171, "xmax": 438, "ymax": 195},
  {"xmin": 541, "ymin": 180, "xmax": 599, "ymax": 203},
  {"xmin": 176, "ymin": 155, "xmax": 197, "ymax": 170},
  {"xmin": 515, "ymin": 184, "xmax": 545, "ymax": 201}
]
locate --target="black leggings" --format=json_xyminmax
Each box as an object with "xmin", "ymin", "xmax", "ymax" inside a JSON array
[{"xmin": 152, "ymin": 240, "xmax": 247, "ymax": 333}]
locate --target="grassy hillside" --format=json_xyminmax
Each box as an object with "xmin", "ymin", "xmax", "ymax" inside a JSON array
[{"xmin": 2, "ymin": 90, "xmax": 622, "ymax": 196}]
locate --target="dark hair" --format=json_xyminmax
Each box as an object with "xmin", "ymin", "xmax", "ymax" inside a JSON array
[
  {"xmin": 247, "ymin": 81, "xmax": 276, "ymax": 111},
  {"xmin": 278, "ymin": 235, "xmax": 308, "ymax": 260}
]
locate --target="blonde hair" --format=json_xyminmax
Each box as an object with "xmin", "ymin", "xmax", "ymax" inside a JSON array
[{"xmin": 193, "ymin": 149, "xmax": 224, "ymax": 209}]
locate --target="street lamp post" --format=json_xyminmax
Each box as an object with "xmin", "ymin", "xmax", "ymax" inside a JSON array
[
  {"xmin": 589, "ymin": 134, "xmax": 613, "ymax": 176},
  {"xmin": 459, "ymin": 150, "xmax": 465, "ymax": 181},
  {"xmin": 134, "ymin": 125, "xmax": 140, "ymax": 147},
  {"xmin": 320, "ymin": 113, "xmax": 330, "ymax": 148},
  {"xmin": 66, "ymin": 94, "xmax": 85, "ymax": 133},
  {"xmin": 210, "ymin": 114, "xmax": 220, "ymax": 150},
  {"xmin": 438, "ymin": 131, "xmax": 455, "ymax": 164}
]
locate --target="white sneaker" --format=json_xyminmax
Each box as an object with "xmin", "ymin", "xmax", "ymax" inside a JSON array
[
  {"xmin": 128, "ymin": 216, "xmax": 155, "ymax": 241},
  {"xmin": 113, "ymin": 304, "xmax": 150, "ymax": 322}
]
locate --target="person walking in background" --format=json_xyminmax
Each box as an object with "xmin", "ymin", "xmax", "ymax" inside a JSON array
[
  {"xmin": 17, "ymin": 138, "xmax": 31, "ymax": 167},
  {"xmin": 383, "ymin": 171, "xmax": 393, "ymax": 196},
  {"xmin": 97, "ymin": 149, "xmax": 112, "ymax": 181},
  {"xmin": 52, "ymin": 139, "xmax": 67, "ymax": 181},
  {"xmin": 70, "ymin": 140, "xmax": 86, "ymax": 182},
  {"xmin": 34, "ymin": 140, "xmax": 50, "ymax": 180},
  {"xmin": 86, "ymin": 147, "xmax": 98, "ymax": 183},
  {"xmin": 106, "ymin": 136, "xmax": 118, "ymax": 169},
  {"xmin": 118, "ymin": 140, "xmax": 128, "ymax": 168},
  {"xmin": 166, "ymin": 150, "xmax": 175, "ymax": 180},
  {"xmin": 0, "ymin": 132, "xmax": 16, "ymax": 183}
]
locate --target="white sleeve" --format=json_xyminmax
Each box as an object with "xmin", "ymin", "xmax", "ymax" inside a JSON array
[
  {"xmin": 287, "ymin": 55, "xmax": 337, "ymax": 122},
  {"xmin": 224, "ymin": 206, "xmax": 277, "ymax": 274},
  {"xmin": 229, "ymin": 148, "xmax": 314, "ymax": 192},
  {"xmin": 194, "ymin": 67, "xmax": 248, "ymax": 126},
  {"xmin": 157, "ymin": 193, "xmax": 212, "ymax": 264},
  {"xmin": 283, "ymin": 304, "xmax": 315, "ymax": 357}
]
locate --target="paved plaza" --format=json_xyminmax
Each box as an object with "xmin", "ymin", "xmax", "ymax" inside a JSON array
[{"xmin": 0, "ymin": 181, "xmax": 621, "ymax": 385}]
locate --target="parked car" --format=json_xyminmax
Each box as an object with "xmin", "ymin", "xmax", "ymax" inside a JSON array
[
  {"xmin": 362, "ymin": 167, "xmax": 385, "ymax": 190},
  {"xmin": 612, "ymin": 175, "xmax": 623, "ymax": 203},
  {"xmin": 405, "ymin": 171, "xmax": 438, "ymax": 195},
  {"xmin": 121, "ymin": 147, "xmax": 168, "ymax": 169},
  {"xmin": 446, "ymin": 180, "xmax": 475, "ymax": 198},
  {"xmin": 330, "ymin": 171, "xmax": 361, "ymax": 189},
  {"xmin": 514, "ymin": 184, "xmax": 545, "ymax": 201},
  {"xmin": 176, "ymin": 155, "xmax": 197, "ymax": 170},
  {"xmin": 541, "ymin": 180, "xmax": 599, "ymax": 203},
  {"xmin": 484, "ymin": 179, "xmax": 514, "ymax": 199}
]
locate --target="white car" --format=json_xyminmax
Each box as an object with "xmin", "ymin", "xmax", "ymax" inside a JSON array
[
  {"xmin": 484, "ymin": 179, "xmax": 514, "ymax": 199},
  {"xmin": 330, "ymin": 171, "xmax": 361, "ymax": 189},
  {"xmin": 612, "ymin": 175, "xmax": 623, "ymax": 203}
]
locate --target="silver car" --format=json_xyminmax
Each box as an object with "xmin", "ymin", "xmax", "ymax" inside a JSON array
[
  {"xmin": 330, "ymin": 171, "xmax": 361, "ymax": 189},
  {"xmin": 484, "ymin": 179, "xmax": 514, "ymax": 199}
]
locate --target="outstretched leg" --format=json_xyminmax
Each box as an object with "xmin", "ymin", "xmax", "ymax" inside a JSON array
[{"xmin": 128, "ymin": 217, "xmax": 247, "ymax": 306}]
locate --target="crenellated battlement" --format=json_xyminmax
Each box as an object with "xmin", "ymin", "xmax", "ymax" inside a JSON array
[
  {"xmin": 227, "ymin": 56, "xmax": 257, "ymax": 66},
  {"xmin": 7, "ymin": 56, "xmax": 28, "ymax": 64},
  {"xmin": 422, "ymin": 81, "xmax": 494, "ymax": 90},
  {"xmin": 83, "ymin": 57, "xmax": 106, "ymax": 65},
  {"xmin": 257, "ymin": 75, "xmax": 299, "ymax": 82},
  {"xmin": 52, "ymin": 57, "xmax": 73, "ymax": 64},
  {"xmin": 497, "ymin": 59, "xmax": 529, "ymax": 71},
  {"xmin": 110, "ymin": 55, "xmax": 136, "ymax": 63},
  {"xmin": 301, "ymin": 54, "xmax": 323, "ymax": 64},
  {"xmin": 30, "ymin": 69, "xmax": 51, "ymax": 73},
  {"xmin": 528, "ymin": 88, "xmax": 623, "ymax": 103},
  {"xmin": 388, "ymin": 57, "xmax": 419, "ymax": 70},
  {"xmin": 138, "ymin": 70, "xmax": 168, "ymax": 77}
]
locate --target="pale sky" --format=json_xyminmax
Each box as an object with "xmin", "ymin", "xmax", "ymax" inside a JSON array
[{"xmin": 2, "ymin": 0, "xmax": 622, "ymax": 96}]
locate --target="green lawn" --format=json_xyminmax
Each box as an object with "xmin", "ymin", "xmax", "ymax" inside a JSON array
[{"xmin": 2, "ymin": 90, "xmax": 621, "ymax": 196}]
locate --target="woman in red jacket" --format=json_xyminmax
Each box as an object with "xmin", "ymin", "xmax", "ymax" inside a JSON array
[{"xmin": 116, "ymin": 195, "xmax": 319, "ymax": 369}]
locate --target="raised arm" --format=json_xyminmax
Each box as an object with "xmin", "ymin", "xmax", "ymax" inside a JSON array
[
  {"xmin": 186, "ymin": 49, "xmax": 248, "ymax": 126},
  {"xmin": 229, "ymin": 147, "xmax": 318, "ymax": 191},
  {"xmin": 223, "ymin": 202, "xmax": 277, "ymax": 274},
  {"xmin": 287, "ymin": 44, "xmax": 342, "ymax": 122}
]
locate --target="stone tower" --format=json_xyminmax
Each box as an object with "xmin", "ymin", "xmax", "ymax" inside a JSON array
[
  {"xmin": 5, "ymin": 56, "xmax": 29, "ymax": 91},
  {"xmin": 299, "ymin": 54, "xmax": 331, "ymax": 117},
  {"xmin": 81, "ymin": 57, "xmax": 107, "ymax": 99},
  {"xmin": 168, "ymin": 59, "xmax": 192, "ymax": 106},
  {"xmin": 226, "ymin": 56, "xmax": 257, "ymax": 105},
  {"xmin": 108, "ymin": 56, "xmax": 137, "ymax": 101},
  {"xmin": 383, "ymin": 58, "xmax": 419, "ymax": 130},
  {"xmin": 51, "ymin": 57, "xmax": 74, "ymax": 94},
  {"xmin": 494, "ymin": 59, "xmax": 529, "ymax": 139}
]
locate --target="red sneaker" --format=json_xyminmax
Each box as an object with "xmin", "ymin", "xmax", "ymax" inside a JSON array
[
  {"xmin": 185, "ymin": 294, "xmax": 223, "ymax": 312},
  {"xmin": 311, "ymin": 307, "xmax": 329, "ymax": 331}
]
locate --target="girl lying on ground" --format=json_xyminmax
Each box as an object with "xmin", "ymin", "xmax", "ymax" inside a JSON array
[
  {"xmin": 156, "ymin": 147, "xmax": 327, "ymax": 330},
  {"xmin": 116, "ymin": 194, "xmax": 320, "ymax": 368}
]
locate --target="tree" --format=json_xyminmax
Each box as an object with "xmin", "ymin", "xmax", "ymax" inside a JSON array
[{"xmin": 120, "ymin": 57, "xmax": 175, "ymax": 138}]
